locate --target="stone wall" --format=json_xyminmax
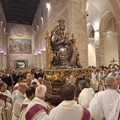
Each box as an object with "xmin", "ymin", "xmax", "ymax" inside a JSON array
[
  {"xmin": 0, "ymin": 3, "xmax": 7, "ymax": 69},
  {"xmin": 7, "ymin": 23, "xmax": 33, "ymax": 69},
  {"xmin": 32, "ymin": 0, "xmax": 88, "ymax": 68}
]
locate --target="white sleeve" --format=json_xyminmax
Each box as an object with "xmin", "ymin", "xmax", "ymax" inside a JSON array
[{"xmin": 41, "ymin": 114, "xmax": 49, "ymax": 120}]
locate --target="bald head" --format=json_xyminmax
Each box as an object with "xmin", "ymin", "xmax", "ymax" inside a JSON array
[{"xmin": 105, "ymin": 76, "xmax": 117, "ymax": 89}]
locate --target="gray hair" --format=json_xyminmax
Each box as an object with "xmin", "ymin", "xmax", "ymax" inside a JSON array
[{"xmin": 105, "ymin": 76, "xmax": 117, "ymax": 86}]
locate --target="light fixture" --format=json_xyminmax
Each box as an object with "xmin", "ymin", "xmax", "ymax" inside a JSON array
[
  {"xmin": 94, "ymin": 30, "xmax": 99, "ymax": 41},
  {"xmin": 42, "ymin": 48, "xmax": 46, "ymax": 51},
  {"xmin": 34, "ymin": 53, "xmax": 37, "ymax": 56},
  {"xmin": 46, "ymin": 0, "xmax": 50, "ymax": 10},
  {"xmin": 0, "ymin": 50, "xmax": 4, "ymax": 53},
  {"xmin": 37, "ymin": 51, "xmax": 41, "ymax": 54},
  {"xmin": 4, "ymin": 52, "xmax": 6, "ymax": 55},
  {"xmin": 37, "ymin": 25, "xmax": 39, "ymax": 29},
  {"xmin": 41, "ymin": 10, "xmax": 43, "ymax": 20},
  {"xmin": 1, "ymin": 21, "xmax": 3, "ymax": 25},
  {"xmin": 4, "ymin": 28, "xmax": 6, "ymax": 31}
]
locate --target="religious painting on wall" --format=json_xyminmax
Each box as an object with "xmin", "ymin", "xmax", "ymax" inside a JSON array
[{"xmin": 9, "ymin": 38, "xmax": 32, "ymax": 54}]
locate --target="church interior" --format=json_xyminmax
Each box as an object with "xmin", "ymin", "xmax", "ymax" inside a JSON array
[
  {"xmin": 0, "ymin": 0, "xmax": 119, "ymax": 69},
  {"xmin": 0, "ymin": 0, "xmax": 120, "ymax": 120}
]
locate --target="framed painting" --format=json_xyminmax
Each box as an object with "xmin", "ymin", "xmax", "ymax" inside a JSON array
[{"xmin": 9, "ymin": 38, "xmax": 32, "ymax": 54}]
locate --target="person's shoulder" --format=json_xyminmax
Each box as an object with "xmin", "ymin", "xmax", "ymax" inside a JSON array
[
  {"xmin": 48, "ymin": 105, "xmax": 59, "ymax": 115},
  {"xmin": 94, "ymin": 91, "xmax": 104, "ymax": 98},
  {"xmin": 6, "ymin": 89, "xmax": 11, "ymax": 94}
]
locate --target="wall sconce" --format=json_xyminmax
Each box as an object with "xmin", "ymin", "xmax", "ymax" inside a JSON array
[
  {"xmin": 46, "ymin": 0, "xmax": 50, "ymax": 10},
  {"xmin": 0, "ymin": 50, "xmax": 4, "ymax": 53},
  {"xmin": 34, "ymin": 53, "xmax": 37, "ymax": 56},
  {"xmin": 37, "ymin": 51, "xmax": 41, "ymax": 54},
  {"xmin": 4, "ymin": 28, "xmax": 6, "ymax": 32},
  {"xmin": 37, "ymin": 25, "xmax": 39, "ymax": 29},
  {"xmin": 42, "ymin": 48, "xmax": 46, "ymax": 51},
  {"xmin": 41, "ymin": 10, "xmax": 43, "ymax": 20},
  {"xmin": 1, "ymin": 21, "xmax": 3, "ymax": 25},
  {"xmin": 4, "ymin": 52, "xmax": 6, "ymax": 55}
]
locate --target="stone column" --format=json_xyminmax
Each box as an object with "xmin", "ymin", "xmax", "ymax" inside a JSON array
[
  {"xmin": 33, "ymin": 55, "xmax": 37, "ymax": 67},
  {"xmin": 37, "ymin": 53, "xmax": 42, "ymax": 68},
  {"xmin": 3, "ymin": 28, "xmax": 6, "ymax": 51},
  {"xmin": 36, "ymin": 54, "xmax": 39, "ymax": 68},
  {"xmin": 117, "ymin": 27, "xmax": 120, "ymax": 65},
  {"xmin": 88, "ymin": 38, "xmax": 96, "ymax": 66},
  {"xmin": 33, "ymin": 31, "xmax": 37, "ymax": 54},
  {"xmin": 3, "ymin": 54, "xmax": 7, "ymax": 69},
  {"xmin": 99, "ymin": 32, "xmax": 105, "ymax": 65},
  {"xmin": 94, "ymin": 30, "xmax": 101, "ymax": 66},
  {"xmin": 0, "ymin": 52, "xmax": 3, "ymax": 70},
  {"xmin": 68, "ymin": 0, "xmax": 88, "ymax": 67},
  {"xmin": 41, "ymin": 51, "xmax": 46, "ymax": 69},
  {"xmin": 0, "ymin": 21, "xmax": 3, "ymax": 50},
  {"xmin": 40, "ymin": 51, "xmax": 44, "ymax": 69},
  {"xmin": 36, "ymin": 26, "xmax": 39, "ymax": 51},
  {"xmin": 0, "ymin": 21, "xmax": 2, "ymax": 49}
]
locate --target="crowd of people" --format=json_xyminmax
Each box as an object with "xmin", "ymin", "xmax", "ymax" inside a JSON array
[{"xmin": 0, "ymin": 65, "xmax": 119, "ymax": 120}]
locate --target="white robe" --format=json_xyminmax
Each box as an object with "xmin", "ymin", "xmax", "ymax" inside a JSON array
[
  {"xmin": 25, "ymin": 97, "xmax": 48, "ymax": 120},
  {"xmin": 43, "ymin": 100, "xmax": 91, "ymax": 120},
  {"xmin": 19, "ymin": 98, "xmax": 31, "ymax": 120},
  {"xmin": 89, "ymin": 89, "xmax": 120, "ymax": 120},
  {"xmin": 12, "ymin": 90, "xmax": 18, "ymax": 102},
  {"xmin": 78, "ymin": 88, "xmax": 94, "ymax": 108},
  {"xmin": 0, "ymin": 90, "xmax": 12, "ymax": 120},
  {"xmin": 12, "ymin": 90, "xmax": 25, "ymax": 120}
]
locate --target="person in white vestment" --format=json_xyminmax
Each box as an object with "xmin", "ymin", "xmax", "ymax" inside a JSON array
[
  {"xmin": 19, "ymin": 87, "xmax": 35, "ymax": 120},
  {"xmin": 25, "ymin": 85, "xmax": 50, "ymax": 120},
  {"xmin": 31, "ymin": 73, "xmax": 39, "ymax": 85},
  {"xmin": 0, "ymin": 82, "xmax": 12, "ymax": 120},
  {"xmin": 89, "ymin": 76, "xmax": 120, "ymax": 120},
  {"xmin": 12, "ymin": 77, "xmax": 26, "ymax": 101},
  {"xmin": 37, "ymin": 77, "xmax": 43, "ymax": 85},
  {"xmin": 108, "ymin": 67, "xmax": 116, "ymax": 76},
  {"xmin": 116, "ymin": 76, "xmax": 120, "ymax": 93},
  {"xmin": 91, "ymin": 69, "xmax": 99, "ymax": 92},
  {"xmin": 24, "ymin": 73, "xmax": 33, "ymax": 87},
  {"xmin": 78, "ymin": 80, "xmax": 94, "ymax": 108},
  {"xmin": 12, "ymin": 83, "xmax": 28, "ymax": 120},
  {"xmin": 43, "ymin": 83, "xmax": 91, "ymax": 120},
  {"xmin": 13, "ymin": 77, "xmax": 26, "ymax": 91}
]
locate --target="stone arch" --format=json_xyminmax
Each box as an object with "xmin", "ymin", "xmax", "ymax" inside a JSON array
[
  {"xmin": 87, "ymin": 23, "xmax": 94, "ymax": 38},
  {"xmin": 99, "ymin": 11, "xmax": 119, "ymax": 66},
  {"xmin": 99, "ymin": 11, "xmax": 116, "ymax": 32}
]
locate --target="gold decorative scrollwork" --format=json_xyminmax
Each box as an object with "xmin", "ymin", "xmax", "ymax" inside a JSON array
[
  {"xmin": 44, "ymin": 68, "xmax": 92, "ymax": 82},
  {"xmin": 46, "ymin": 31, "xmax": 54, "ymax": 69}
]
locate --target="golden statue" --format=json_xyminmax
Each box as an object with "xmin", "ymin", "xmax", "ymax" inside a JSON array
[{"xmin": 46, "ymin": 19, "xmax": 82, "ymax": 69}]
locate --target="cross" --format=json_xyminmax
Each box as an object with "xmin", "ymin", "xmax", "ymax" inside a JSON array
[{"xmin": 110, "ymin": 58, "xmax": 117, "ymax": 65}]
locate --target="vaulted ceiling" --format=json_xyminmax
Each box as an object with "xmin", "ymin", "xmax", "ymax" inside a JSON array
[{"xmin": 1, "ymin": 0, "xmax": 40, "ymax": 25}]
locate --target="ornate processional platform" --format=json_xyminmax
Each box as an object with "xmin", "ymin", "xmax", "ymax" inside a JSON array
[{"xmin": 44, "ymin": 19, "xmax": 91, "ymax": 104}]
